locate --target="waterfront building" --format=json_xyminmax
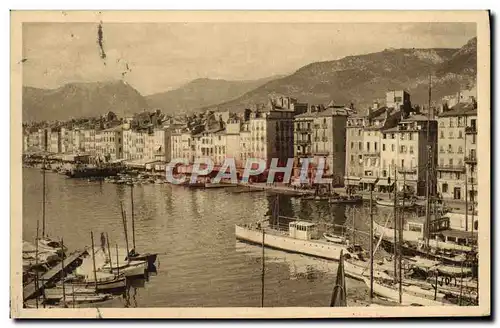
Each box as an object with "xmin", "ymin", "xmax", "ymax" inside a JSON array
[
  {"xmin": 96, "ymin": 125, "xmax": 124, "ymax": 161},
  {"xmin": 48, "ymin": 128, "xmax": 61, "ymax": 154},
  {"xmin": 239, "ymin": 121, "xmax": 251, "ymax": 167},
  {"xmin": 360, "ymin": 104, "xmax": 401, "ymax": 191},
  {"xmin": 225, "ymin": 118, "xmax": 241, "ymax": 166},
  {"xmin": 437, "ymin": 101, "xmax": 477, "ymax": 205},
  {"xmin": 310, "ymin": 105, "xmax": 348, "ymax": 186},
  {"xmin": 381, "ymin": 113, "xmax": 438, "ymax": 196},
  {"xmin": 344, "ymin": 113, "xmax": 365, "ymax": 190},
  {"xmin": 248, "ymin": 97, "xmax": 295, "ymax": 167},
  {"xmin": 81, "ymin": 128, "xmax": 97, "ymax": 155}
]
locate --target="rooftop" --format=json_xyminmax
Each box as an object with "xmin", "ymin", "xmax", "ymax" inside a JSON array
[{"xmin": 438, "ymin": 102, "xmax": 477, "ymax": 117}]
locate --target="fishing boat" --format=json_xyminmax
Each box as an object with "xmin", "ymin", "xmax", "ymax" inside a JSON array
[
  {"xmin": 44, "ymin": 285, "xmax": 112, "ymax": 304},
  {"xmin": 128, "ymin": 252, "xmax": 158, "ymax": 268},
  {"xmin": 235, "ymin": 220, "xmax": 348, "ymax": 261},
  {"xmin": 329, "ymin": 195, "xmax": 363, "ymax": 204},
  {"xmin": 373, "ymin": 217, "xmax": 474, "ymax": 254},
  {"xmin": 376, "ymin": 198, "xmax": 416, "ymax": 208},
  {"xmin": 302, "ymin": 194, "xmax": 330, "ymax": 201},
  {"xmin": 363, "ymin": 276, "xmax": 451, "ymax": 306}
]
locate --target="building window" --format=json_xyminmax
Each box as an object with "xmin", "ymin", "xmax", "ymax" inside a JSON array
[
  {"xmin": 440, "ymin": 131, "xmax": 445, "ymax": 139},
  {"xmin": 366, "ymin": 142, "xmax": 370, "ymax": 151},
  {"xmin": 449, "ymin": 131, "xmax": 454, "ymax": 139},
  {"xmin": 374, "ymin": 142, "xmax": 378, "ymax": 151},
  {"xmin": 391, "ymin": 133, "xmax": 395, "ymax": 139},
  {"xmin": 448, "ymin": 144, "xmax": 453, "ymax": 153},
  {"xmin": 391, "ymin": 144, "xmax": 395, "ymax": 152},
  {"xmin": 383, "ymin": 134, "xmax": 387, "ymax": 139},
  {"xmin": 456, "ymin": 173, "xmax": 461, "ymax": 180},
  {"xmin": 458, "ymin": 130, "xmax": 463, "ymax": 139},
  {"xmin": 409, "ymin": 133, "xmax": 413, "ymax": 141},
  {"xmin": 351, "ymin": 142, "xmax": 354, "ymax": 149},
  {"xmin": 358, "ymin": 142, "xmax": 362, "ymax": 150},
  {"xmin": 449, "ymin": 158, "xmax": 453, "ymax": 166},
  {"xmin": 409, "ymin": 146, "xmax": 414, "ymax": 154},
  {"xmin": 442, "ymin": 183, "xmax": 448, "ymax": 193},
  {"xmin": 382, "ymin": 144, "xmax": 386, "ymax": 151},
  {"xmin": 401, "ymin": 159, "xmax": 405, "ymax": 167},
  {"xmin": 458, "ymin": 146, "xmax": 463, "ymax": 154}
]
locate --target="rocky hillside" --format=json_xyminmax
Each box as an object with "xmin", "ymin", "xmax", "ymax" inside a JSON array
[
  {"xmin": 22, "ymin": 37, "xmax": 476, "ymax": 122},
  {"xmin": 145, "ymin": 76, "xmax": 281, "ymax": 114},
  {"xmin": 208, "ymin": 37, "xmax": 477, "ymax": 112},
  {"xmin": 22, "ymin": 80, "xmax": 149, "ymax": 122}
]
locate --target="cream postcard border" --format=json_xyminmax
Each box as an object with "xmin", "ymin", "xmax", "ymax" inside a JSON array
[{"xmin": 10, "ymin": 10, "xmax": 491, "ymax": 319}]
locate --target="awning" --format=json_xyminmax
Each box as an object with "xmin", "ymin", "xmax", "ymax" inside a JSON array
[
  {"xmin": 376, "ymin": 179, "xmax": 395, "ymax": 187},
  {"xmin": 360, "ymin": 177, "xmax": 378, "ymax": 184}
]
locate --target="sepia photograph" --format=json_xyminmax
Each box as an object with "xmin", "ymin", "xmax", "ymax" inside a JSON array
[{"xmin": 10, "ymin": 10, "xmax": 490, "ymax": 318}]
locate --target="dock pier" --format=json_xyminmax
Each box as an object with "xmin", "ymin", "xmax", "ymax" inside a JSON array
[{"xmin": 23, "ymin": 249, "xmax": 88, "ymax": 301}]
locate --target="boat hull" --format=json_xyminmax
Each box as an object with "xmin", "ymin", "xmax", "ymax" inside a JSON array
[
  {"xmin": 362, "ymin": 277, "xmax": 449, "ymax": 306},
  {"xmin": 235, "ymin": 225, "xmax": 346, "ymax": 261}
]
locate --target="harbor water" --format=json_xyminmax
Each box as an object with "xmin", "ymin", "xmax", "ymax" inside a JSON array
[{"xmin": 22, "ymin": 168, "xmax": 401, "ymax": 307}]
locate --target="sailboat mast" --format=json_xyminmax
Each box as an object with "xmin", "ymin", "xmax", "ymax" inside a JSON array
[
  {"xmin": 369, "ymin": 185, "xmax": 374, "ymax": 302},
  {"xmin": 393, "ymin": 165, "xmax": 398, "ymax": 284},
  {"xmin": 90, "ymin": 231, "xmax": 98, "ymax": 292},
  {"xmin": 131, "ymin": 184, "xmax": 136, "ymax": 251},
  {"xmin": 261, "ymin": 229, "xmax": 265, "ymax": 307},
  {"xmin": 42, "ymin": 159, "xmax": 46, "ymax": 237},
  {"xmin": 120, "ymin": 202, "xmax": 130, "ymax": 257},
  {"xmin": 399, "ymin": 172, "xmax": 406, "ymax": 304},
  {"xmin": 61, "ymin": 238, "xmax": 66, "ymax": 305},
  {"xmin": 425, "ymin": 73, "xmax": 432, "ymax": 249}
]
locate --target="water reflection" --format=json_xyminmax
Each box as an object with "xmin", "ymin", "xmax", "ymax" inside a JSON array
[{"xmin": 24, "ymin": 168, "xmax": 387, "ymax": 307}]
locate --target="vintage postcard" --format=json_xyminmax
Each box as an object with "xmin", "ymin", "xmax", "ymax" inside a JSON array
[{"xmin": 11, "ymin": 10, "xmax": 490, "ymax": 318}]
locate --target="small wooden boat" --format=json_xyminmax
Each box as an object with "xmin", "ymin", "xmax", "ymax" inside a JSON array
[
  {"xmin": 329, "ymin": 195, "xmax": 363, "ymax": 204},
  {"xmin": 363, "ymin": 277, "xmax": 451, "ymax": 306},
  {"xmin": 44, "ymin": 285, "xmax": 112, "ymax": 304},
  {"xmin": 128, "ymin": 252, "xmax": 158, "ymax": 267},
  {"xmin": 323, "ymin": 232, "xmax": 345, "ymax": 244},
  {"xmin": 102, "ymin": 260, "xmax": 147, "ymax": 278},
  {"xmin": 67, "ymin": 274, "xmax": 127, "ymax": 292},
  {"xmin": 302, "ymin": 195, "xmax": 330, "ymax": 201},
  {"xmin": 376, "ymin": 198, "xmax": 416, "ymax": 208}
]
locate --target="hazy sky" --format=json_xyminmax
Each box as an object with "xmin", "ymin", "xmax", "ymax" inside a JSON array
[{"xmin": 22, "ymin": 22, "xmax": 476, "ymax": 95}]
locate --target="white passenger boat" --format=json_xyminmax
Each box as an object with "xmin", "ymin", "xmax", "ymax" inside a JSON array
[{"xmin": 235, "ymin": 220, "xmax": 348, "ymax": 261}]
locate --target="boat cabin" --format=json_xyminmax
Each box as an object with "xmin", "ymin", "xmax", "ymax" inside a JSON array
[
  {"xmin": 433, "ymin": 229, "xmax": 478, "ymax": 247},
  {"xmin": 289, "ymin": 221, "xmax": 318, "ymax": 240}
]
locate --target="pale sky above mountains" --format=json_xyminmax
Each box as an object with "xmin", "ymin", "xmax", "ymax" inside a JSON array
[{"xmin": 22, "ymin": 22, "xmax": 476, "ymax": 95}]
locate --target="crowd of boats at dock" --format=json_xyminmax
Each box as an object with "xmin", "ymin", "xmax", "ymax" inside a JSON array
[
  {"xmin": 22, "ymin": 162, "xmax": 159, "ymax": 308},
  {"xmin": 22, "ymin": 158, "xmax": 479, "ymax": 307},
  {"xmin": 235, "ymin": 192, "xmax": 479, "ymax": 307}
]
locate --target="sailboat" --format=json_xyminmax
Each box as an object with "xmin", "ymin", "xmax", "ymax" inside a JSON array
[
  {"xmin": 37, "ymin": 158, "xmax": 67, "ymax": 255},
  {"xmin": 125, "ymin": 184, "xmax": 158, "ymax": 268}
]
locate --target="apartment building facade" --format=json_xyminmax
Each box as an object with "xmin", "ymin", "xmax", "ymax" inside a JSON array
[
  {"xmin": 437, "ymin": 102, "xmax": 477, "ymax": 203},
  {"xmin": 344, "ymin": 114, "xmax": 364, "ymax": 189}
]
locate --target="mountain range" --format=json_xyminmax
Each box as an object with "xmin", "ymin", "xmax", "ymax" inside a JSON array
[{"xmin": 22, "ymin": 37, "xmax": 476, "ymax": 122}]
